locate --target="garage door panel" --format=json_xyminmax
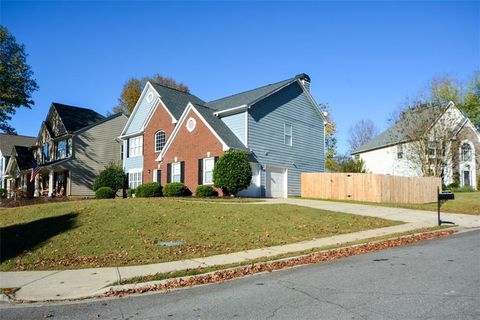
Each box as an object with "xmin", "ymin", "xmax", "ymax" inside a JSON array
[{"xmin": 266, "ymin": 166, "xmax": 286, "ymax": 198}]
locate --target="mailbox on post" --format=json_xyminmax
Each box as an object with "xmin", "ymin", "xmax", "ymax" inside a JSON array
[
  {"xmin": 438, "ymin": 192, "xmax": 455, "ymax": 201},
  {"xmin": 437, "ymin": 188, "xmax": 455, "ymax": 226}
]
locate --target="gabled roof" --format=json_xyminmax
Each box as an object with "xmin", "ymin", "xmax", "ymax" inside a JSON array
[
  {"xmin": 206, "ymin": 74, "xmax": 309, "ymax": 111},
  {"xmin": 0, "ymin": 134, "xmax": 35, "ymax": 155},
  {"xmin": 12, "ymin": 145, "xmax": 36, "ymax": 171},
  {"xmin": 149, "ymin": 83, "xmax": 205, "ymax": 120},
  {"xmin": 193, "ymin": 103, "xmax": 248, "ymax": 151},
  {"xmin": 352, "ymin": 103, "xmax": 454, "ymax": 154},
  {"xmin": 157, "ymin": 103, "xmax": 249, "ymax": 161},
  {"xmin": 52, "ymin": 102, "xmax": 105, "ymax": 133}
]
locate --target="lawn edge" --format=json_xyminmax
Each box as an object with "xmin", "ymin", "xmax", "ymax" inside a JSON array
[{"xmin": 8, "ymin": 226, "xmax": 457, "ymax": 304}]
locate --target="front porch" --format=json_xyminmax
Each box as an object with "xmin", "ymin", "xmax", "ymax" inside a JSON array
[{"xmin": 34, "ymin": 168, "xmax": 71, "ymax": 197}]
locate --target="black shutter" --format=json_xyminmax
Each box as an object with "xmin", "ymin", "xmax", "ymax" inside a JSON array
[
  {"xmin": 166, "ymin": 164, "xmax": 171, "ymax": 183},
  {"xmin": 180, "ymin": 161, "xmax": 185, "ymax": 183},
  {"xmin": 198, "ymin": 159, "xmax": 203, "ymax": 185},
  {"xmin": 126, "ymin": 140, "xmax": 129, "ymax": 158},
  {"xmin": 157, "ymin": 170, "xmax": 162, "ymax": 185},
  {"xmin": 214, "ymin": 156, "xmax": 219, "ymax": 163}
]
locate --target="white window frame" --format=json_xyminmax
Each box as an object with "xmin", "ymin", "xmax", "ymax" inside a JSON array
[
  {"xmin": 397, "ymin": 144, "xmax": 403, "ymax": 159},
  {"xmin": 153, "ymin": 169, "xmax": 160, "ymax": 183},
  {"xmin": 128, "ymin": 169, "xmax": 142, "ymax": 189},
  {"xmin": 203, "ymin": 157, "xmax": 215, "ymax": 185},
  {"xmin": 129, "ymin": 136, "xmax": 143, "ymax": 157},
  {"xmin": 155, "ymin": 130, "xmax": 166, "ymax": 152},
  {"xmin": 284, "ymin": 123, "xmax": 292, "ymax": 146},
  {"xmin": 461, "ymin": 142, "xmax": 472, "ymax": 162},
  {"xmin": 172, "ymin": 162, "xmax": 181, "ymax": 183}
]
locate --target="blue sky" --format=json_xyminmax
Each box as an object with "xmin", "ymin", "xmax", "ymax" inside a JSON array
[{"xmin": 2, "ymin": 1, "xmax": 479, "ymax": 153}]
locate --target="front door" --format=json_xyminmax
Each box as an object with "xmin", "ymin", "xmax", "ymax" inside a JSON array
[{"xmin": 463, "ymin": 171, "xmax": 471, "ymax": 187}]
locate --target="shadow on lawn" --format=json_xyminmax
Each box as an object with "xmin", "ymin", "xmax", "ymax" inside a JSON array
[{"xmin": 0, "ymin": 213, "xmax": 79, "ymax": 263}]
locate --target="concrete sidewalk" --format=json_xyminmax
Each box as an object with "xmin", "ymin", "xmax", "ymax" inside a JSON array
[{"xmin": 1, "ymin": 199, "xmax": 478, "ymax": 302}]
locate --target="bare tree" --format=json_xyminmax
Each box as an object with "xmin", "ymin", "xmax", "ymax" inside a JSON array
[
  {"xmin": 348, "ymin": 119, "xmax": 378, "ymax": 152},
  {"xmin": 394, "ymin": 104, "xmax": 457, "ymax": 178}
]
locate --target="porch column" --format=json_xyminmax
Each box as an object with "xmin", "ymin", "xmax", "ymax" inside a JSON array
[
  {"xmin": 22, "ymin": 174, "xmax": 28, "ymax": 191},
  {"xmin": 48, "ymin": 170, "xmax": 54, "ymax": 197},
  {"xmin": 34, "ymin": 174, "xmax": 40, "ymax": 197}
]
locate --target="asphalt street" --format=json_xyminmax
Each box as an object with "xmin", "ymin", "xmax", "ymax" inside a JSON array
[{"xmin": 1, "ymin": 230, "xmax": 479, "ymax": 320}]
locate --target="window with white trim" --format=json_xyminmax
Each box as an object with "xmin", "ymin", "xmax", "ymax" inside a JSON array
[
  {"xmin": 284, "ymin": 123, "xmax": 292, "ymax": 146},
  {"xmin": 172, "ymin": 162, "xmax": 181, "ymax": 183},
  {"xmin": 461, "ymin": 143, "xmax": 472, "ymax": 161},
  {"xmin": 397, "ymin": 144, "xmax": 403, "ymax": 159},
  {"xmin": 155, "ymin": 131, "xmax": 166, "ymax": 152},
  {"xmin": 128, "ymin": 171, "xmax": 142, "ymax": 189},
  {"xmin": 203, "ymin": 157, "xmax": 214, "ymax": 185},
  {"xmin": 129, "ymin": 136, "xmax": 143, "ymax": 157}
]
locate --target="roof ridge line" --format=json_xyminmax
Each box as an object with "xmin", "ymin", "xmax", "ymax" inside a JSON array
[{"xmin": 206, "ymin": 76, "xmax": 295, "ymax": 105}]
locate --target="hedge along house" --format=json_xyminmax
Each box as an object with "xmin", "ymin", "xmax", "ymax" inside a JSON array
[
  {"xmin": 6, "ymin": 103, "xmax": 128, "ymax": 197},
  {"xmin": 121, "ymin": 73, "xmax": 326, "ymax": 197}
]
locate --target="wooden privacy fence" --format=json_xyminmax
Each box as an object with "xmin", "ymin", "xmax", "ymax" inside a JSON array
[{"xmin": 301, "ymin": 173, "xmax": 441, "ymax": 204}]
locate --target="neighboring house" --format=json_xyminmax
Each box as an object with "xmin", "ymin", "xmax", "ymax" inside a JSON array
[
  {"xmin": 120, "ymin": 73, "xmax": 326, "ymax": 197},
  {"xmin": 0, "ymin": 134, "xmax": 35, "ymax": 191},
  {"xmin": 5, "ymin": 103, "xmax": 127, "ymax": 197},
  {"xmin": 352, "ymin": 102, "xmax": 480, "ymax": 189}
]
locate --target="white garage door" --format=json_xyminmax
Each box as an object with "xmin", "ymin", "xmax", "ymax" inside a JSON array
[{"xmin": 266, "ymin": 166, "xmax": 287, "ymax": 198}]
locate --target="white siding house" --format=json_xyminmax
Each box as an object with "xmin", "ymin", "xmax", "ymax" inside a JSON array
[{"xmin": 352, "ymin": 102, "xmax": 479, "ymax": 189}]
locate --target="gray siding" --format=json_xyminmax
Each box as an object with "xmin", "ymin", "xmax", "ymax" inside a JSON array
[
  {"xmin": 61, "ymin": 115, "xmax": 127, "ymax": 196},
  {"xmin": 248, "ymin": 82, "xmax": 325, "ymax": 196},
  {"xmin": 221, "ymin": 112, "xmax": 246, "ymax": 146}
]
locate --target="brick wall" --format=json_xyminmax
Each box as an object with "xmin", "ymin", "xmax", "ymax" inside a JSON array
[
  {"xmin": 160, "ymin": 108, "xmax": 224, "ymax": 195},
  {"xmin": 143, "ymin": 101, "xmax": 176, "ymax": 182}
]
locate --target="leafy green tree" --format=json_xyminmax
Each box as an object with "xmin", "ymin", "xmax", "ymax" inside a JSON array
[
  {"xmin": 93, "ymin": 162, "xmax": 126, "ymax": 193},
  {"xmin": 113, "ymin": 74, "xmax": 189, "ymax": 115},
  {"xmin": 213, "ymin": 150, "xmax": 252, "ymax": 196},
  {"xmin": 426, "ymin": 74, "xmax": 479, "ymax": 129},
  {"xmin": 0, "ymin": 26, "xmax": 39, "ymax": 134},
  {"xmin": 339, "ymin": 158, "xmax": 367, "ymax": 173}
]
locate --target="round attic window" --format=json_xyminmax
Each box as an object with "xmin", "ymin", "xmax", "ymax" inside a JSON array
[
  {"xmin": 146, "ymin": 91, "xmax": 154, "ymax": 103},
  {"xmin": 186, "ymin": 117, "xmax": 196, "ymax": 132}
]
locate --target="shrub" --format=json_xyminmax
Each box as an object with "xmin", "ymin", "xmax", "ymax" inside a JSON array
[
  {"xmin": 213, "ymin": 150, "xmax": 252, "ymax": 196},
  {"xmin": 163, "ymin": 182, "xmax": 191, "ymax": 197},
  {"xmin": 136, "ymin": 182, "xmax": 162, "ymax": 197},
  {"xmin": 449, "ymin": 185, "xmax": 475, "ymax": 193},
  {"xmin": 128, "ymin": 188, "xmax": 136, "ymax": 198},
  {"xmin": 93, "ymin": 162, "xmax": 126, "ymax": 193},
  {"xmin": 95, "ymin": 187, "xmax": 115, "ymax": 199},
  {"xmin": 477, "ymin": 176, "xmax": 480, "ymax": 191},
  {"xmin": 0, "ymin": 188, "xmax": 6, "ymax": 199},
  {"xmin": 447, "ymin": 181, "xmax": 460, "ymax": 189},
  {"xmin": 195, "ymin": 185, "xmax": 218, "ymax": 198}
]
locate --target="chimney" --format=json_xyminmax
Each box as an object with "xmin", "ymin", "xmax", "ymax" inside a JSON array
[{"xmin": 296, "ymin": 73, "xmax": 311, "ymax": 92}]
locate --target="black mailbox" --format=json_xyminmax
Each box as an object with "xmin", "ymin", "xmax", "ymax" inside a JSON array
[{"xmin": 439, "ymin": 192, "xmax": 455, "ymax": 201}]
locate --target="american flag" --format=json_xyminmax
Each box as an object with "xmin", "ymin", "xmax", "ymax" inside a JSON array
[{"xmin": 30, "ymin": 164, "xmax": 42, "ymax": 183}]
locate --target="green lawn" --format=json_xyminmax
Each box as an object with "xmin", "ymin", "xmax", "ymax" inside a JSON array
[
  {"xmin": 300, "ymin": 192, "xmax": 480, "ymax": 215},
  {"xmin": 0, "ymin": 198, "xmax": 400, "ymax": 271}
]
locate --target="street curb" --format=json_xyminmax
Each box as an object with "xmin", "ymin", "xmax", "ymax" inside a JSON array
[
  {"xmin": 97, "ymin": 227, "xmax": 460, "ymax": 298},
  {"xmin": 8, "ymin": 226, "xmax": 470, "ymax": 304}
]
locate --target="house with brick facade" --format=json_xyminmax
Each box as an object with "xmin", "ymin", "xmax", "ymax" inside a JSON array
[{"xmin": 120, "ymin": 73, "xmax": 326, "ymax": 197}]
